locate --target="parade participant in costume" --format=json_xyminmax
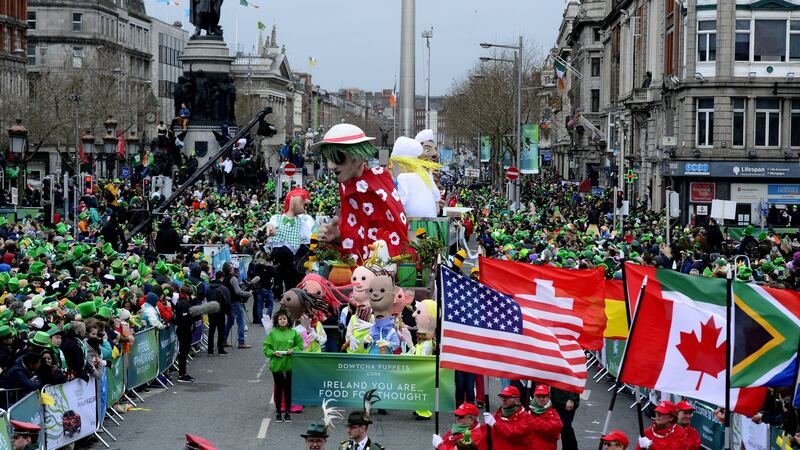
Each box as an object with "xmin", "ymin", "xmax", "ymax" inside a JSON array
[
  {"xmin": 315, "ymin": 124, "xmax": 410, "ymax": 261},
  {"xmin": 432, "ymin": 402, "xmax": 486, "ymax": 450},
  {"xmin": 365, "ymin": 272, "xmax": 400, "ymax": 354},
  {"xmin": 263, "ymin": 309, "xmax": 303, "ymax": 424},
  {"xmin": 301, "ymin": 399, "xmax": 344, "ymax": 450},
  {"xmin": 266, "ymin": 188, "xmax": 316, "ymax": 253},
  {"xmin": 390, "ymin": 136, "xmax": 441, "ymax": 218},
  {"xmin": 298, "ymin": 273, "xmax": 349, "ymax": 352},
  {"xmin": 340, "ymin": 390, "xmax": 385, "ymax": 450},
  {"xmin": 482, "ymin": 385, "xmax": 536, "ymax": 450},
  {"xmin": 675, "ymin": 401, "xmax": 701, "ymax": 450},
  {"xmin": 10, "ymin": 420, "xmax": 41, "ymax": 450},
  {"xmin": 636, "ymin": 400, "xmax": 688, "ymax": 450},
  {"xmin": 601, "ymin": 430, "xmax": 630, "ymax": 449},
  {"xmin": 528, "ymin": 385, "xmax": 563, "ymax": 450},
  {"xmin": 278, "ymin": 288, "xmax": 339, "ymax": 353}
]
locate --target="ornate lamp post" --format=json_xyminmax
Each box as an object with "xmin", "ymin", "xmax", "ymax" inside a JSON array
[{"xmin": 102, "ymin": 116, "xmax": 118, "ymax": 179}]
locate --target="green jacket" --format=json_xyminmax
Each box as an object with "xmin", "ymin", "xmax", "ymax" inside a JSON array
[
  {"xmin": 550, "ymin": 386, "xmax": 580, "ymax": 407},
  {"xmin": 263, "ymin": 327, "xmax": 303, "ymax": 373}
]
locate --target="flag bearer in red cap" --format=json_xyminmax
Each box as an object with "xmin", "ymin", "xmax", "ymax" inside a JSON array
[
  {"xmin": 601, "ymin": 430, "xmax": 630, "ymax": 449},
  {"xmin": 432, "ymin": 402, "xmax": 486, "ymax": 450},
  {"xmin": 636, "ymin": 400, "xmax": 688, "ymax": 450},
  {"xmin": 528, "ymin": 384, "xmax": 563, "ymax": 450},
  {"xmin": 675, "ymin": 400, "xmax": 701, "ymax": 450},
  {"xmin": 482, "ymin": 385, "xmax": 535, "ymax": 450}
]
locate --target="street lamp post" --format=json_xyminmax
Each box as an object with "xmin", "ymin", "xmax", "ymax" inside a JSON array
[
  {"xmin": 7, "ymin": 118, "xmax": 28, "ymax": 193},
  {"xmin": 480, "ymin": 35, "xmax": 523, "ymax": 209},
  {"xmin": 422, "ymin": 28, "xmax": 433, "ymax": 129},
  {"xmin": 103, "ymin": 116, "xmax": 118, "ymax": 179}
]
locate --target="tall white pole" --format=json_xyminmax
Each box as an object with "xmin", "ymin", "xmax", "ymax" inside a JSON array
[
  {"xmin": 423, "ymin": 29, "xmax": 432, "ymax": 129},
  {"xmin": 515, "ymin": 35, "xmax": 523, "ymax": 209},
  {"xmin": 399, "ymin": 0, "xmax": 415, "ymax": 137}
]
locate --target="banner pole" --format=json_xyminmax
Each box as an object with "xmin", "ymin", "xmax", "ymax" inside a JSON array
[
  {"xmin": 434, "ymin": 265, "xmax": 443, "ymax": 435},
  {"xmin": 597, "ymin": 274, "xmax": 648, "ymax": 450},
  {"xmin": 724, "ymin": 271, "xmax": 733, "ymax": 450}
]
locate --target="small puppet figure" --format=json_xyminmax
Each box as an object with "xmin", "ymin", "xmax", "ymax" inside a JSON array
[
  {"xmin": 411, "ymin": 298, "xmax": 438, "ymax": 419},
  {"xmin": 343, "ymin": 265, "xmax": 378, "ymax": 354},
  {"xmin": 390, "ymin": 136, "xmax": 441, "ymax": 219},
  {"xmin": 365, "ymin": 272, "xmax": 400, "ymax": 354},
  {"xmin": 392, "ymin": 286, "xmax": 415, "ymax": 354},
  {"xmin": 279, "ymin": 288, "xmax": 336, "ymax": 353}
]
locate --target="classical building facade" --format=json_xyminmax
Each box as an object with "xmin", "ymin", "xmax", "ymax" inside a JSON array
[{"xmin": 0, "ymin": 0, "xmax": 27, "ymax": 99}]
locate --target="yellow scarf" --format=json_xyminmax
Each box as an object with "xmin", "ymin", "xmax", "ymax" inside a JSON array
[{"xmin": 389, "ymin": 156, "xmax": 443, "ymax": 190}]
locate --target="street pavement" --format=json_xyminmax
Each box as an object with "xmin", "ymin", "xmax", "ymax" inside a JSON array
[{"xmin": 91, "ymin": 321, "xmax": 644, "ymax": 450}]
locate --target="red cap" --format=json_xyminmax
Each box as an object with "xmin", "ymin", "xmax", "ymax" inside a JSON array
[
  {"xmin": 601, "ymin": 430, "xmax": 629, "ymax": 447},
  {"xmin": 533, "ymin": 384, "xmax": 550, "ymax": 396},
  {"xmin": 654, "ymin": 400, "xmax": 677, "ymax": 415},
  {"xmin": 675, "ymin": 400, "xmax": 695, "ymax": 412},
  {"xmin": 498, "ymin": 385, "xmax": 520, "ymax": 397},
  {"xmin": 454, "ymin": 402, "xmax": 480, "ymax": 417},
  {"xmin": 185, "ymin": 434, "xmax": 218, "ymax": 450},
  {"xmin": 10, "ymin": 420, "xmax": 41, "ymax": 435}
]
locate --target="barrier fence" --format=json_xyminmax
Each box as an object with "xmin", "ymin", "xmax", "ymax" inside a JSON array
[
  {"xmin": 0, "ymin": 326, "xmax": 182, "ymax": 449},
  {"xmin": 596, "ymin": 337, "xmax": 791, "ymax": 450}
]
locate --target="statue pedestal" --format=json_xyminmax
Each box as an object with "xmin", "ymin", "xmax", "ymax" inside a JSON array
[{"xmin": 177, "ymin": 36, "xmax": 237, "ymax": 165}]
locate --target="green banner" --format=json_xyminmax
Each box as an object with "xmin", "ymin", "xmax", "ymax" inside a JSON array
[
  {"xmin": 158, "ymin": 325, "xmax": 178, "ymax": 374},
  {"xmin": 480, "ymin": 135, "xmax": 491, "ymax": 163},
  {"xmin": 126, "ymin": 328, "xmax": 159, "ymax": 389},
  {"xmin": 107, "ymin": 356, "xmax": 125, "ymax": 406},
  {"xmin": 726, "ymin": 227, "xmax": 797, "ymax": 241},
  {"xmin": 8, "ymin": 391, "xmax": 43, "ymax": 448},
  {"xmin": 603, "ymin": 338, "xmax": 625, "ymax": 378},
  {"xmin": 0, "ymin": 414, "xmax": 11, "ymax": 450},
  {"xmin": 520, "ymin": 124, "xmax": 539, "ymax": 174},
  {"xmin": 689, "ymin": 400, "xmax": 725, "ymax": 449},
  {"xmin": 292, "ymin": 353, "xmax": 456, "ymax": 412}
]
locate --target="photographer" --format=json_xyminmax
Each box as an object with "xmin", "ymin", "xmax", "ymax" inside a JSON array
[{"xmin": 222, "ymin": 262, "xmax": 251, "ymax": 349}]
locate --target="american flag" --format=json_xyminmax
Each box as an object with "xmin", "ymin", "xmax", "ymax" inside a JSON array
[{"xmin": 439, "ymin": 268, "xmax": 587, "ymax": 393}]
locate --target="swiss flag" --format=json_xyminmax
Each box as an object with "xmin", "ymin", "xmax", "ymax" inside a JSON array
[{"xmin": 479, "ymin": 257, "xmax": 606, "ymax": 350}]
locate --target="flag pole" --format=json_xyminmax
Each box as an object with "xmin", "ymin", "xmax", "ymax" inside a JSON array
[
  {"xmin": 597, "ymin": 274, "xmax": 648, "ymax": 450},
  {"xmin": 434, "ymin": 263, "xmax": 443, "ymax": 436},
  {"xmin": 621, "ymin": 264, "xmax": 646, "ymax": 437},
  {"xmin": 724, "ymin": 270, "xmax": 733, "ymax": 450}
]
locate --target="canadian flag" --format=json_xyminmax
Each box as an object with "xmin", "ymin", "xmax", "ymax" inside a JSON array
[{"xmin": 479, "ymin": 257, "xmax": 606, "ymax": 351}]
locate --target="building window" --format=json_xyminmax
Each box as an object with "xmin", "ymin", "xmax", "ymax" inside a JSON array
[
  {"xmin": 791, "ymin": 21, "xmax": 800, "ymax": 60},
  {"xmin": 755, "ymin": 20, "xmax": 786, "ymax": 62},
  {"xmin": 733, "ymin": 98, "xmax": 746, "ymax": 148},
  {"xmin": 591, "ymin": 89, "xmax": 600, "ymax": 112},
  {"xmin": 591, "ymin": 58, "xmax": 600, "ymax": 77},
  {"xmin": 755, "ymin": 98, "xmax": 781, "ymax": 147},
  {"xmin": 72, "ymin": 46, "xmax": 83, "ymax": 68},
  {"xmin": 26, "ymin": 43, "xmax": 35, "ymax": 65},
  {"xmin": 736, "ymin": 20, "xmax": 751, "ymax": 61},
  {"xmin": 697, "ymin": 98, "xmax": 714, "ymax": 147},
  {"xmin": 593, "ymin": 28, "xmax": 601, "ymax": 42},
  {"xmin": 792, "ymin": 100, "xmax": 800, "ymax": 147},
  {"xmin": 27, "ymin": 11, "xmax": 36, "ymax": 30},
  {"xmin": 72, "ymin": 13, "xmax": 82, "ymax": 32},
  {"xmin": 697, "ymin": 20, "xmax": 717, "ymax": 62}
]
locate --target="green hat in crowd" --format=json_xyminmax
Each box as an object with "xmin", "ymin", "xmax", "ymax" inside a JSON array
[
  {"xmin": 744, "ymin": 224, "xmax": 754, "ymax": 236},
  {"xmin": 21, "ymin": 311, "xmax": 37, "ymax": 322},
  {"xmin": 96, "ymin": 306, "xmax": 113, "ymax": 320},
  {"xmin": 47, "ymin": 326, "xmax": 64, "ymax": 337},
  {"xmin": 738, "ymin": 267, "xmax": 753, "ymax": 280},
  {"xmin": 0, "ymin": 326, "xmax": 12, "ymax": 339},
  {"xmin": 7, "ymin": 278, "xmax": 19, "ymax": 293},
  {"xmin": 155, "ymin": 261, "xmax": 169, "ymax": 275},
  {"xmin": 77, "ymin": 301, "xmax": 97, "ymax": 318},
  {"xmin": 29, "ymin": 261, "xmax": 45, "ymax": 278},
  {"xmin": 29, "ymin": 331, "xmax": 50, "ymax": 347}
]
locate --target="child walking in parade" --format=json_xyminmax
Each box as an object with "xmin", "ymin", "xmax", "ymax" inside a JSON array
[{"xmin": 263, "ymin": 309, "xmax": 303, "ymax": 423}]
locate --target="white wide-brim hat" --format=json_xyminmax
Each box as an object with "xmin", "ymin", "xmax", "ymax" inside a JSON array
[
  {"xmin": 415, "ymin": 129, "xmax": 435, "ymax": 143},
  {"xmin": 390, "ymin": 136, "xmax": 423, "ymax": 159},
  {"xmin": 311, "ymin": 123, "xmax": 374, "ymax": 149}
]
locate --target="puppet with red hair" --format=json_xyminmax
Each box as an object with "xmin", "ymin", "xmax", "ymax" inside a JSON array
[{"xmin": 266, "ymin": 188, "xmax": 317, "ymax": 255}]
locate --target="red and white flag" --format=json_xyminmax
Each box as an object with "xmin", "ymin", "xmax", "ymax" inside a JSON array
[
  {"xmin": 479, "ymin": 257, "xmax": 607, "ymax": 350},
  {"xmin": 439, "ymin": 268, "xmax": 586, "ymax": 393}
]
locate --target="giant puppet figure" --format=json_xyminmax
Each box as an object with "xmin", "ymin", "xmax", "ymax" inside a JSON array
[
  {"xmin": 389, "ymin": 136, "xmax": 442, "ymax": 218},
  {"xmin": 266, "ymin": 188, "xmax": 317, "ymax": 292},
  {"xmin": 364, "ymin": 271, "xmax": 400, "ymax": 354},
  {"xmin": 314, "ymin": 124, "xmax": 410, "ymax": 262}
]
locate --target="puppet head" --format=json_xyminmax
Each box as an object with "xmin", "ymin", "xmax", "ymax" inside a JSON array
[
  {"xmin": 279, "ymin": 287, "xmax": 330, "ymax": 322},
  {"xmin": 413, "ymin": 299, "xmax": 438, "ymax": 335},
  {"xmin": 314, "ymin": 124, "xmax": 376, "ymax": 183},
  {"xmin": 367, "ymin": 273, "xmax": 395, "ymax": 319},
  {"xmin": 298, "ymin": 273, "xmax": 346, "ymax": 312},
  {"xmin": 350, "ymin": 266, "xmax": 378, "ymax": 307},
  {"xmin": 390, "ymin": 286, "xmax": 414, "ymax": 317},
  {"xmin": 284, "ymin": 188, "xmax": 310, "ymax": 217},
  {"xmin": 415, "ymin": 129, "xmax": 438, "ymax": 162},
  {"xmin": 389, "ymin": 137, "xmax": 441, "ymax": 191}
]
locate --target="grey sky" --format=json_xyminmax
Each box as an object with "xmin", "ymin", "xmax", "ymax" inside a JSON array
[{"xmin": 145, "ymin": 0, "xmax": 566, "ymax": 96}]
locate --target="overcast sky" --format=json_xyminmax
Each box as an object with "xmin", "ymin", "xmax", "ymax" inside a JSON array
[{"xmin": 145, "ymin": 0, "xmax": 566, "ymax": 96}]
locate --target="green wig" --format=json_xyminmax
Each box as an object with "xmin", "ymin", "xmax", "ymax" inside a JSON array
[{"xmin": 318, "ymin": 141, "xmax": 377, "ymax": 164}]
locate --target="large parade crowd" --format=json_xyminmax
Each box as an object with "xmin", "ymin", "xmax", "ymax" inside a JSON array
[{"xmin": 0, "ymin": 122, "xmax": 797, "ymax": 450}]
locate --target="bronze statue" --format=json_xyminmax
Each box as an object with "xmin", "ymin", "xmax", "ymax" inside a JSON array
[{"xmin": 190, "ymin": 0, "xmax": 223, "ymax": 36}]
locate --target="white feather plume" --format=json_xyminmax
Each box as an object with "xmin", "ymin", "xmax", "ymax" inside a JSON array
[{"xmin": 321, "ymin": 399, "xmax": 344, "ymax": 431}]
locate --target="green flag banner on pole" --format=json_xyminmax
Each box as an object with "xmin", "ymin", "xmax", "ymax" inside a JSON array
[
  {"xmin": 257, "ymin": 21, "xmax": 266, "ymax": 30},
  {"xmin": 239, "ymin": 0, "xmax": 248, "ymax": 6},
  {"xmin": 520, "ymin": 123, "xmax": 539, "ymax": 174},
  {"xmin": 292, "ymin": 353, "xmax": 456, "ymax": 411},
  {"xmin": 480, "ymin": 134, "xmax": 491, "ymax": 163}
]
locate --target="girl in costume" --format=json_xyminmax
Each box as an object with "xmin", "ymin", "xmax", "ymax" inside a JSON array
[{"xmin": 263, "ymin": 309, "xmax": 303, "ymax": 424}]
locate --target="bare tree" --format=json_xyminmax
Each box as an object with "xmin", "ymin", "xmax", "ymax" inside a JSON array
[{"xmin": 443, "ymin": 43, "xmax": 551, "ymax": 187}]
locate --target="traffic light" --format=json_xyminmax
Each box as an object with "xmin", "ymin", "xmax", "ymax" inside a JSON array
[
  {"xmin": 83, "ymin": 175, "xmax": 93, "ymax": 194},
  {"xmin": 616, "ymin": 189, "xmax": 624, "ymax": 209}
]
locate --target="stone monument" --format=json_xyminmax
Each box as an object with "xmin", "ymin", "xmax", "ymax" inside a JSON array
[{"xmin": 177, "ymin": 0, "xmax": 236, "ymax": 164}]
